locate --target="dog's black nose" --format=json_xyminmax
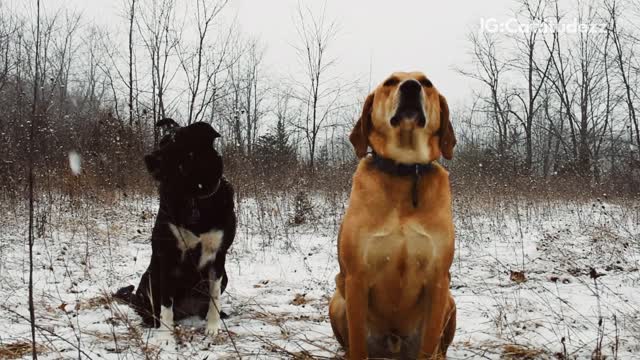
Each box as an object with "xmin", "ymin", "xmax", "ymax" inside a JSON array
[
  {"xmin": 399, "ymin": 79, "xmax": 421, "ymax": 96},
  {"xmin": 391, "ymin": 79, "xmax": 426, "ymax": 127}
]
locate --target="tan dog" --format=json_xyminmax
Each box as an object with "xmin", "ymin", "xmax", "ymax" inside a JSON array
[{"xmin": 329, "ymin": 72, "xmax": 457, "ymax": 359}]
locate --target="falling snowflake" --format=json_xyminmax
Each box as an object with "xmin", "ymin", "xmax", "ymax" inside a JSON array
[{"xmin": 68, "ymin": 151, "xmax": 81, "ymax": 175}]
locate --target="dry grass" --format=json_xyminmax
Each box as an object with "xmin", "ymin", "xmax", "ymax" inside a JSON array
[
  {"xmin": 0, "ymin": 342, "xmax": 46, "ymax": 360},
  {"xmin": 501, "ymin": 344, "xmax": 546, "ymax": 359},
  {"xmin": 74, "ymin": 294, "xmax": 112, "ymax": 311}
]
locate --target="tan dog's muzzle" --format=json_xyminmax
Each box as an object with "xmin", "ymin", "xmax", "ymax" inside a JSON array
[{"xmin": 390, "ymin": 79, "xmax": 426, "ymax": 127}]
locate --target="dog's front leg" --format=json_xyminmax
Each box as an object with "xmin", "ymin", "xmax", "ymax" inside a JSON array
[
  {"xmin": 205, "ymin": 267, "xmax": 222, "ymax": 335},
  {"xmin": 419, "ymin": 276, "xmax": 449, "ymax": 359},
  {"xmin": 159, "ymin": 280, "xmax": 176, "ymax": 331},
  {"xmin": 345, "ymin": 273, "xmax": 368, "ymax": 360}
]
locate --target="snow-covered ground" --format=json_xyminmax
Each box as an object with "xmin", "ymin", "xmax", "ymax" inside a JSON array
[{"xmin": 0, "ymin": 191, "xmax": 638, "ymax": 359}]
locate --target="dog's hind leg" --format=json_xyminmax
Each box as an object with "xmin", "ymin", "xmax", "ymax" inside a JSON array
[
  {"xmin": 126, "ymin": 269, "xmax": 158, "ymax": 327},
  {"xmin": 329, "ymin": 289, "xmax": 348, "ymax": 349},
  {"xmin": 219, "ymin": 269, "xmax": 229, "ymax": 319},
  {"xmin": 419, "ymin": 277, "xmax": 450, "ymax": 359},
  {"xmin": 220, "ymin": 268, "xmax": 228, "ymax": 294},
  {"xmin": 438, "ymin": 294, "xmax": 457, "ymax": 357},
  {"xmin": 151, "ymin": 255, "xmax": 176, "ymax": 330}
]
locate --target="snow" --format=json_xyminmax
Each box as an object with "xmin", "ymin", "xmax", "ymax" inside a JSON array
[{"xmin": 0, "ymin": 193, "xmax": 638, "ymax": 359}]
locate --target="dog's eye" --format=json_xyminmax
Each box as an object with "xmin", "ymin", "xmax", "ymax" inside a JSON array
[
  {"xmin": 383, "ymin": 77, "xmax": 399, "ymax": 87},
  {"xmin": 419, "ymin": 78, "xmax": 433, "ymax": 88}
]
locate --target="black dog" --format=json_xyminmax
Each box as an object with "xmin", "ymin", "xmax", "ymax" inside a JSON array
[{"xmin": 116, "ymin": 119, "xmax": 236, "ymax": 335}]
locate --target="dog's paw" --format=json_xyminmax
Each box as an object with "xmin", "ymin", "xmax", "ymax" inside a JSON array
[
  {"xmin": 161, "ymin": 322, "xmax": 175, "ymax": 332},
  {"xmin": 205, "ymin": 319, "xmax": 221, "ymax": 336},
  {"xmin": 159, "ymin": 305, "xmax": 175, "ymax": 331}
]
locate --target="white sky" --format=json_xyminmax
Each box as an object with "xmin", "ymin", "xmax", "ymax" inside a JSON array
[
  {"xmin": 36, "ymin": 0, "xmax": 515, "ymax": 106},
  {"xmin": 231, "ymin": 0, "xmax": 513, "ymax": 103}
]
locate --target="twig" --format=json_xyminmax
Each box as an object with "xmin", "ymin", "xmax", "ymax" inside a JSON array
[{"xmin": 27, "ymin": 0, "xmax": 41, "ymax": 358}]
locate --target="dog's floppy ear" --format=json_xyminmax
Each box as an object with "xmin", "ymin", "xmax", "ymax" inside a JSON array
[
  {"xmin": 144, "ymin": 150, "xmax": 164, "ymax": 181},
  {"xmin": 438, "ymin": 94, "xmax": 456, "ymax": 160},
  {"xmin": 157, "ymin": 117, "xmax": 180, "ymax": 130},
  {"xmin": 185, "ymin": 122, "xmax": 221, "ymax": 146},
  {"xmin": 157, "ymin": 118, "xmax": 181, "ymax": 147},
  {"xmin": 211, "ymin": 127, "xmax": 221, "ymax": 142},
  {"xmin": 349, "ymin": 93, "xmax": 374, "ymax": 158}
]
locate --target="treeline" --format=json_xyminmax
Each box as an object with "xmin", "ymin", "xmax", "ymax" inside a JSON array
[
  {"xmin": 0, "ymin": 0, "xmax": 638, "ymax": 201},
  {"xmin": 456, "ymin": 0, "xmax": 640, "ymax": 193},
  {"xmin": 0, "ymin": 0, "xmax": 357, "ymax": 199}
]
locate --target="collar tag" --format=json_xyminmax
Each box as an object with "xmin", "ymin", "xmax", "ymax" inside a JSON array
[
  {"xmin": 188, "ymin": 198, "xmax": 200, "ymax": 225},
  {"xmin": 412, "ymin": 169, "xmax": 420, "ymax": 208}
]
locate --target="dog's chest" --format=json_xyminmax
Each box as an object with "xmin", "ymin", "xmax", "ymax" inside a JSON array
[
  {"xmin": 168, "ymin": 223, "xmax": 223, "ymax": 269},
  {"xmin": 363, "ymin": 222, "xmax": 445, "ymax": 313},
  {"xmin": 364, "ymin": 221, "xmax": 442, "ymax": 280}
]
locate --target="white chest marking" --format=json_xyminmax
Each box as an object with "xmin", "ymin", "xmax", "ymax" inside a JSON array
[{"xmin": 168, "ymin": 223, "xmax": 224, "ymax": 269}]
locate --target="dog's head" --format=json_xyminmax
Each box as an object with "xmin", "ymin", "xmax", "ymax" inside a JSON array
[
  {"xmin": 145, "ymin": 119, "xmax": 223, "ymax": 198},
  {"xmin": 350, "ymin": 71, "xmax": 456, "ymax": 163}
]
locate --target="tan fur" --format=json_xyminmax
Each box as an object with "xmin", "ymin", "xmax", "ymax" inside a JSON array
[
  {"xmin": 349, "ymin": 71, "xmax": 456, "ymax": 164},
  {"xmin": 331, "ymin": 72, "xmax": 457, "ymax": 359}
]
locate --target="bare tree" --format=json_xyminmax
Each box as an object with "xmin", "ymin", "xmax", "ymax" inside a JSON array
[
  {"xmin": 28, "ymin": 1, "xmax": 42, "ymax": 357},
  {"xmin": 77, "ymin": 26, "xmax": 108, "ymax": 115},
  {"xmin": 136, "ymin": 0, "xmax": 181, "ymax": 141},
  {"xmin": 508, "ymin": 0, "xmax": 554, "ymax": 174},
  {"xmin": 0, "ymin": 6, "xmax": 18, "ymax": 94},
  {"xmin": 99, "ymin": 2, "xmax": 141, "ymax": 125},
  {"xmin": 240, "ymin": 39, "xmax": 268, "ymax": 156},
  {"xmin": 128, "ymin": 0, "xmax": 136, "ymax": 126},
  {"xmin": 543, "ymin": 0, "xmax": 612, "ymax": 176},
  {"xmin": 606, "ymin": 0, "xmax": 640, "ymax": 158},
  {"xmin": 291, "ymin": 1, "xmax": 343, "ymax": 169},
  {"xmin": 273, "ymin": 87, "xmax": 300, "ymax": 140},
  {"xmin": 216, "ymin": 36, "xmax": 269, "ymax": 156},
  {"xmin": 459, "ymin": 31, "xmax": 514, "ymax": 155},
  {"xmin": 50, "ymin": 10, "xmax": 81, "ymax": 120},
  {"xmin": 177, "ymin": 0, "xmax": 230, "ymax": 124}
]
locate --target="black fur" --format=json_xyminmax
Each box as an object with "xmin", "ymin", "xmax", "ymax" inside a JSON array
[{"xmin": 115, "ymin": 119, "xmax": 236, "ymax": 328}]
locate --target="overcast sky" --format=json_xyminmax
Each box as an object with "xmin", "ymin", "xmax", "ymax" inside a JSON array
[
  {"xmin": 35, "ymin": 0, "xmax": 516, "ymax": 106},
  {"xmin": 230, "ymin": 0, "xmax": 513, "ymax": 104}
]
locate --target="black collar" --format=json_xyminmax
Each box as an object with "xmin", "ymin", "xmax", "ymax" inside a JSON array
[
  {"xmin": 370, "ymin": 152, "xmax": 434, "ymax": 177},
  {"xmin": 369, "ymin": 152, "xmax": 434, "ymax": 208},
  {"xmin": 197, "ymin": 178, "xmax": 221, "ymax": 200},
  {"xmin": 187, "ymin": 178, "xmax": 222, "ymax": 225},
  {"xmin": 160, "ymin": 178, "xmax": 222, "ymax": 226}
]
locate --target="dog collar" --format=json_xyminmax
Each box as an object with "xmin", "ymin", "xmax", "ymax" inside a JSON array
[
  {"xmin": 197, "ymin": 178, "xmax": 222, "ymax": 200},
  {"xmin": 186, "ymin": 179, "xmax": 223, "ymax": 225},
  {"xmin": 369, "ymin": 152, "xmax": 433, "ymax": 208}
]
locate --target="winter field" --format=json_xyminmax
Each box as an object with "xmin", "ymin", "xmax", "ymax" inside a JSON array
[{"xmin": 0, "ymin": 191, "xmax": 639, "ymax": 359}]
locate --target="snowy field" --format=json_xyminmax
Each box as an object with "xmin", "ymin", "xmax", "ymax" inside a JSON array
[{"xmin": 0, "ymin": 191, "xmax": 639, "ymax": 359}]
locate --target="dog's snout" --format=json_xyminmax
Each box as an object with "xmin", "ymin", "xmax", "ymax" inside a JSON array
[
  {"xmin": 399, "ymin": 80, "xmax": 421, "ymax": 96},
  {"xmin": 391, "ymin": 79, "xmax": 426, "ymax": 127}
]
